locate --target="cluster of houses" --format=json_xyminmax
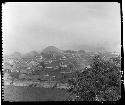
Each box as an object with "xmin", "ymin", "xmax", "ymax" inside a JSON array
[
  {"xmin": 3, "ymin": 50, "xmax": 89, "ymax": 74},
  {"xmin": 3, "ymin": 50, "xmax": 93, "ymax": 90},
  {"xmin": 4, "ymin": 75, "xmax": 70, "ymax": 89}
]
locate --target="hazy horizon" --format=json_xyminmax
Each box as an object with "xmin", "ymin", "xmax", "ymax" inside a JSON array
[{"xmin": 2, "ymin": 2, "xmax": 121, "ymax": 55}]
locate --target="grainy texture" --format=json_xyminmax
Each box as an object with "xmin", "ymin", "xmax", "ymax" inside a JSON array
[{"xmin": 3, "ymin": 85, "xmax": 69, "ymax": 101}]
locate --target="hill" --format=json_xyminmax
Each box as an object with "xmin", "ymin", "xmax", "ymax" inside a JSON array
[
  {"xmin": 42, "ymin": 46, "xmax": 63, "ymax": 54},
  {"xmin": 3, "ymin": 46, "xmax": 100, "ymax": 85},
  {"xmin": 22, "ymin": 51, "xmax": 40, "ymax": 58}
]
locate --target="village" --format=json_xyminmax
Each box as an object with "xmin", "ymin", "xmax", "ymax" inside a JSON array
[{"xmin": 3, "ymin": 71, "xmax": 70, "ymax": 89}]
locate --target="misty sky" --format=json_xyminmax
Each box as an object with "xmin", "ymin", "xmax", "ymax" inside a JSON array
[{"xmin": 2, "ymin": 2, "xmax": 121, "ymax": 55}]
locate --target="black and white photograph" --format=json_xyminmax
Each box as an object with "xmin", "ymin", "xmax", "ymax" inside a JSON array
[{"xmin": 2, "ymin": 2, "xmax": 121, "ymax": 101}]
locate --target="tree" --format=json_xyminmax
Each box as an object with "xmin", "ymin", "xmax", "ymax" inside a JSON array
[
  {"xmin": 39, "ymin": 61, "xmax": 46, "ymax": 69},
  {"xmin": 9, "ymin": 72, "xmax": 19, "ymax": 79},
  {"xmin": 9, "ymin": 72, "xmax": 20, "ymax": 84},
  {"xmin": 67, "ymin": 54, "xmax": 121, "ymax": 101}
]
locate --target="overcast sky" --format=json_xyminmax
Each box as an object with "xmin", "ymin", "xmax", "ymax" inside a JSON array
[{"xmin": 2, "ymin": 2, "xmax": 121, "ymax": 55}]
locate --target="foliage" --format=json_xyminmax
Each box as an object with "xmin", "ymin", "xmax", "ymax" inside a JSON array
[
  {"xmin": 9, "ymin": 72, "xmax": 20, "ymax": 79},
  {"xmin": 39, "ymin": 61, "xmax": 46, "ymax": 69},
  {"xmin": 67, "ymin": 54, "xmax": 121, "ymax": 101}
]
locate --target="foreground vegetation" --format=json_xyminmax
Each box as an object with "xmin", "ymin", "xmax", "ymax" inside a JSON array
[{"xmin": 67, "ymin": 55, "xmax": 121, "ymax": 101}]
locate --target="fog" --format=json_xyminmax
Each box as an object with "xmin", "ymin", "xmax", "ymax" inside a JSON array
[{"xmin": 2, "ymin": 2, "xmax": 121, "ymax": 55}]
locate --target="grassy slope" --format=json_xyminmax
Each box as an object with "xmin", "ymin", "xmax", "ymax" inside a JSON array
[{"xmin": 3, "ymin": 85, "xmax": 69, "ymax": 101}]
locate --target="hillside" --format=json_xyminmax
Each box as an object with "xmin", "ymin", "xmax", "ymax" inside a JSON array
[
  {"xmin": 3, "ymin": 46, "xmax": 118, "ymax": 86},
  {"xmin": 42, "ymin": 46, "xmax": 63, "ymax": 54},
  {"xmin": 2, "ymin": 46, "xmax": 96, "ymax": 78}
]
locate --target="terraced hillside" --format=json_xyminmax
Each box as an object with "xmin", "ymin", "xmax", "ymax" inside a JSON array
[
  {"xmin": 3, "ymin": 46, "xmax": 117, "ymax": 84},
  {"xmin": 3, "ymin": 46, "xmax": 90, "ymax": 81},
  {"xmin": 2, "ymin": 46, "xmax": 120, "ymax": 101}
]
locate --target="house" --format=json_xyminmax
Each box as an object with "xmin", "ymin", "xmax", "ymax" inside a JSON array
[
  {"xmin": 28, "ymin": 61, "xmax": 38, "ymax": 66},
  {"xmin": 39, "ymin": 56, "xmax": 43, "ymax": 59},
  {"xmin": 20, "ymin": 69, "xmax": 28, "ymax": 74},
  {"xmin": 45, "ymin": 66, "xmax": 53, "ymax": 69},
  {"xmin": 60, "ymin": 56, "xmax": 67, "ymax": 60},
  {"xmin": 60, "ymin": 71, "xmax": 72, "ymax": 74},
  {"xmin": 86, "ymin": 65, "xmax": 91, "ymax": 68},
  {"xmin": 56, "ymin": 83, "xmax": 70, "ymax": 89},
  {"xmin": 54, "ymin": 66, "xmax": 59, "ymax": 70},
  {"xmin": 43, "ymin": 82, "xmax": 52, "ymax": 88},
  {"xmin": 3, "ymin": 73, "xmax": 9, "ymax": 80},
  {"xmin": 59, "ymin": 62, "xmax": 68, "ymax": 68},
  {"xmin": 4, "ymin": 79, "xmax": 12, "ymax": 85},
  {"xmin": 52, "ymin": 76, "xmax": 56, "ymax": 78},
  {"xmin": 19, "ymin": 73, "xmax": 27, "ymax": 79},
  {"xmin": 44, "ymin": 74, "xmax": 49, "ymax": 76}
]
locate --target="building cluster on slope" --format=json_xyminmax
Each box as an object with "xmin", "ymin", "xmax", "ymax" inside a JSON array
[
  {"xmin": 3, "ymin": 51, "xmax": 91, "ymax": 75},
  {"xmin": 3, "ymin": 48, "xmax": 93, "ymax": 90}
]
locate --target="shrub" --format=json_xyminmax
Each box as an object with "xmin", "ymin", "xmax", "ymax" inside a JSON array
[{"xmin": 67, "ymin": 54, "xmax": 121, "ymax": 101}]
